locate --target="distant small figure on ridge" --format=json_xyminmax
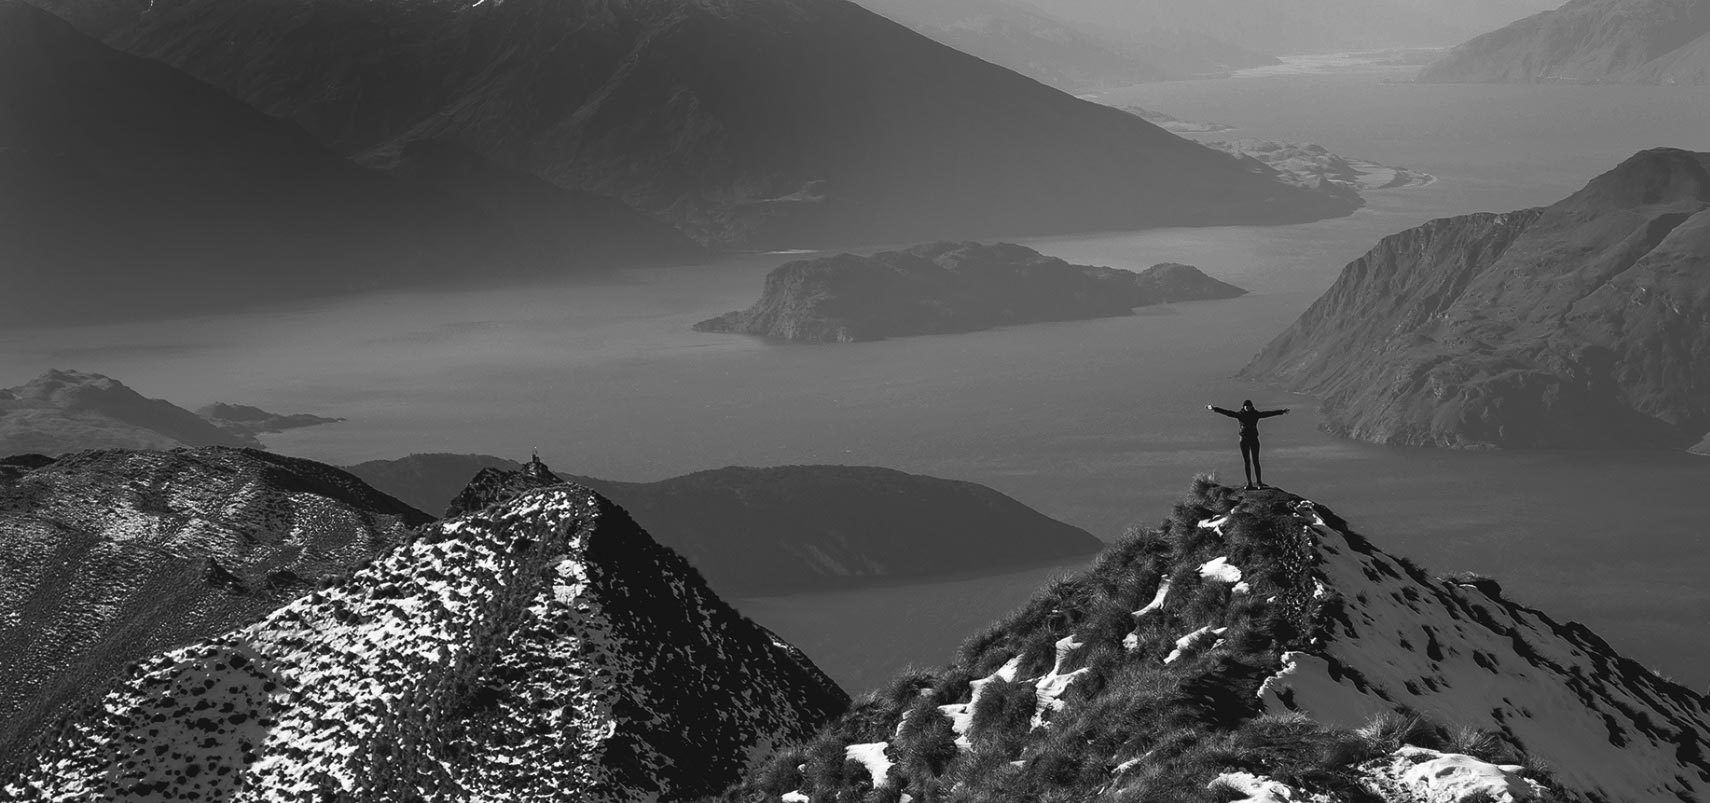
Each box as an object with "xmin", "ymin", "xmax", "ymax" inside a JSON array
[{"xmin": 1208, "ymin": 400, "xmax": 1290, "ymax": 490}]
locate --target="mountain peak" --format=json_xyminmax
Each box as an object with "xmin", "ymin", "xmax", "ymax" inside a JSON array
[
  {"xmin": 1568, "ymin": 146, "xmax": 1710, "ymax": 210},
  {"xmin": 7, "ymin": 483, "xmax": 847, "ymax": 800},
  {"xmin": 734, "ymin": 478, "xmax": 1709, "ymax": 802}
]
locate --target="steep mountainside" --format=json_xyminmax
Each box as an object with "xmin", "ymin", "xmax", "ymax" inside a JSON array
[
  {"xmin": 850, "ymin": 0, "xmax": 1276, "ymax": 91},
  {"xmin": 1243, "ymin": 149, "xmax": 1710, "ymax": 450},
  {"xmin": 4, "ymin": 484, "xmax": 847, "ymax": 801},
  {"xmin": 384, "ymin": 455, "xmax": 1103, "ymax": 596},
  {"xmin": 0, "ymin": 1, "xmax": 683, "ymax": 327},
  {"xmin": 26, "ymin": 0, "xmax": 1356, "ymax": 248},
  {"xmin": 0, "ymin": 370, "xmax": 341, "ymax": 455},
  {"xmin": 696, "ymin": 243, "xmax": 1249, "ymax": 343},
  {"xmin": 0, "ymin": 448, "xmax": 428, "ymax": 767},
  {"xmin": 731, "ymin": 479, "xmax": 1709, "ymax": 802},
  {"xmin": 1420, "ymin": 0, "xmax": 1710, "ymax": 85}
]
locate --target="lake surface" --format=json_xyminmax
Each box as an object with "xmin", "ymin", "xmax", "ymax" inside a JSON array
[{"xmin": 7, "ymin": 65, "xmax": 1709, "ymax": 692}]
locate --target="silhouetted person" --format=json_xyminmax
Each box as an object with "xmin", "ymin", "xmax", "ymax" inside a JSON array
[{"xmin": 1208, "ymin": 400, "xmax": 1290, "ymax": 490}]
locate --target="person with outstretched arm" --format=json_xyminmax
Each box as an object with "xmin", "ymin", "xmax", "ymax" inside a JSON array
[{"xmin": 1207, "ymin": 400, "xmax": 1290, "ymax": 490}]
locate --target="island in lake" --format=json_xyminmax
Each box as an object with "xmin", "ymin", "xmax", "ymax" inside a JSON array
[{"xmin": 694, "ymin": 242, "xmax": 1246, "ymax": 343}]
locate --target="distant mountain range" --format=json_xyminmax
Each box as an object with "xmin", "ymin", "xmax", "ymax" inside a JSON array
[
  {"xmin": 0, "ymin": 370, "xmax": 341, "ymax": 455},
  {"xmin": 851, "ymin": 0, "xmax": 1278, "ymax": 91},
  {"xmin": 0, "ymin": 1, "xmax": 692, "ymax": 327},
  {"xmin": 348, "ymin": 454, "xmax": 1103, "ymax": 596},
  {"xmin": 694, "ymin": 242, "xmax": 1249, "ymax": 343},
  {"xmin": 1421, "ymin": 0, "xmax": 1710, "ymax": 85},
  {"xmin": 22, "ymin": 0, "xmax": 1357, "ymax": 253},
  {"xmin": 730, "ymin": 481, "xmax": 1710, "ymax": 802},
  {"xmin": 1244, "ymin": 148, "xmax": 1710, "ymax": 450}
]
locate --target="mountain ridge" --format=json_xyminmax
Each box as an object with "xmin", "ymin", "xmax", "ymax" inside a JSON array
[
  {"xmin": 25, "ymin": 0, "xmax": 1359, "ymax": 248},
  {"xmin": 4, "ymin": 482, "xmax": 848, "ymax": 800},
  {"xmin": 0, "ymin": 447, "xmax": 428, "ymax": 767},
  {"xmin": 1420, "ymin": 0, "xmax": 1710, "ymax": 85},
  {"xmin": 730, "ymin": 479, "xmax": 1709, "ymax": 802},
  {"xmin": 1242, "ymin": 148, "xmax": 1710, "ymax": 450}
]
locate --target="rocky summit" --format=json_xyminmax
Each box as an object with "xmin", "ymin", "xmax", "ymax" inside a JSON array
[
  {"xmin": 1243, "ymin": 148, "xmax": 1710, "ymax": 450},
  {"xmin": 0, "ymin": 448, "xmax": 427, "ymax": 767},
  {"xmin": 4, "ymin": 483, "xmax": 847, "ymax": 801},
  {"xmin": 729, "ymin": 479, "xmax": 1709, "ymax": 802},
  {"xmin": 695, "ymin": 242, "xmax": 1247, "ymax": 343}
]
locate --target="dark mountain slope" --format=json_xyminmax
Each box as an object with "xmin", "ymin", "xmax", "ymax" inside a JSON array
[
  {"xmin": 27, "ymin": 0, "xmax": 1358, "ymax": 248},
  {"xmin": 731, "ymin": 479, "xmax": 1708, "ymax": 802},
  {"xmin": 383, "ymin": 455, "xmax": 1103, "ymax": 596},
  {"xmin": 1243, "ymin": 148, "xmax": 1710, "ymax": 450},
  {"xmin": 0, "ymin": 1, "xmax": 690, "ymax": 326},
  {"xmin": 4, "ymin": 484, "xmax": 846, "ymax": 801},
  {"xmin": 344, "ymin": 453, "xmax": 527, "ymax": 514},
  {"xmin": 1420, "ymin": 0, "xmax": 1710, "ymax": 84},
  {"xmin": 0, "ymin": 448, "xmax": 427, "ymax": 767}
]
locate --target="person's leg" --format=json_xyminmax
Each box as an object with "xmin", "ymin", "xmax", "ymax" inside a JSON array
[
  {"xmin": 1239, "ymin": 440, "xmax": 1256, "ymax": 488},
  {"xmin": 1252, "ymin": 439, "xmax": 1265, "ymax": 487}
]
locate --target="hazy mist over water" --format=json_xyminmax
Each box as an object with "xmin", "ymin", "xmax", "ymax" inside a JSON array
[{"xmin": 7, "ymin": 64, "xmax": 1710, "ymax": 690}]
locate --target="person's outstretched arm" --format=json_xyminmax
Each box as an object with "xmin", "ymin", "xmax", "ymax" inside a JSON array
[
  {"xmin": 1258, "ymin": 408, "xmax": 1291, "ymax": 418},
  {"xmin": 1208, "ymin": 405, "xmax": 1238, "ymax": 417}
]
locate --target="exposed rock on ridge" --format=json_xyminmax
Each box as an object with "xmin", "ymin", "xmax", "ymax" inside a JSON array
[
  {"xmin": 695, "ymin": 242, "xmax": 1247, "ymax": 343},
  {"xmin": 0, "ymin": 447, "xmax": 427, "ymax": 767},
  {"xmin": 1243, "ymin": 148, "xmax": 1710, "ymax": 450},
  {"xmin": 730, "ymin": 480, "xmax": 1708, "ymax": 802},
  {"xmin": 5, "ymin": 484, "xmax": 847, "ymax": 801}
]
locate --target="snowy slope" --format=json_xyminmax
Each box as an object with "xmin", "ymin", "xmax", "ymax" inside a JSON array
[
  {"xmin": 1259, "ymin": 497, "xmax": 1710, "ymax": 802},
  {"xmin": 731, "ymin": 481, "xmax": 1708, "ymax": 802},
  {"xmin": 5, "ymin": 485, "xmax": 847, "ymax": 801},
  {"xmin": 0, "ymin": 447, "xmax": 426, "ymax": 765}
]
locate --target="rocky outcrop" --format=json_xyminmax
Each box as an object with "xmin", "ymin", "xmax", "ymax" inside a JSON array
[
  {"xmin": 1420, "ymin": 0, "xmax": 1710, "ymax": 85},
  {"xmin": 0, "ymin": 448, "xmax": 427, "ymax": 766},
  {"xmin": 695, "ymin": 242, "xmax": 1247, "ymax": 343},
  {"xmin": 729, "ymin": 480, "xmax": 1710, "ymax": 802},
  {"xmin": 4, "ymin": 484, "xmax": 847, "ymax": 801},
  {"xmin": 0, "ymin": 370, "xmax": 340, "ymax": 455},
  {"xmin": 24, "ymin": 0, "xmax": 1357, "ymax": 249},
  {"xmin": 1243, "ymin": 148, "xmax": 1710, "ymax": 450}
]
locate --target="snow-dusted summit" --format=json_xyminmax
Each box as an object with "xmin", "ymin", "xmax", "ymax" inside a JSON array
[
  {"xmin": 4, "ymin": 483, "xmax": 847, "ymax": 801},
  {"xmin": 730, "ymin": 480, "xmax": 1708, "ymax": 802}
]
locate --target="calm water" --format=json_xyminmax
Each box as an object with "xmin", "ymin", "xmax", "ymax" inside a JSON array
[{"xmin": 7, "ymin": 67, "xmax": 1708, "ymax": 691}]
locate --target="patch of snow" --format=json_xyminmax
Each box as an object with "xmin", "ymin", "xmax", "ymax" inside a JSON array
[
  {"xmin": 845, "ymin": 743, "xmax": 894, "ymax": 788},
  {"xmin": 781, "ymin": 792, "xmax": 809, "ymax": 803},
  {"xmin": 1210, "ymin": 772, "xmax": 1315, "ymax": 802},
  {"xmin": 1164, "ymin": 626, "xmax": 1227, "ymax": 665},
  {"xmin": 1198, "ymin": 515, "xmax": 1232, "ymax": 534},
  {"xmin": 1030, "ymin": 635, "xmax": 1088, "ymax": 729},
  {"xmin": 1362, "ymin": 747, "xmax": 1548, "ymax": 802},
  {"xmin": 1199, "ymin": 556, "xmax": 1244, "ymax": 584}
]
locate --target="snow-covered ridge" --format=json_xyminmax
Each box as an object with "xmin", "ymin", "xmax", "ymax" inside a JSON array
[{"xmin": 4, "ymin": 485, "xmax": 847, "ymax": 801}]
